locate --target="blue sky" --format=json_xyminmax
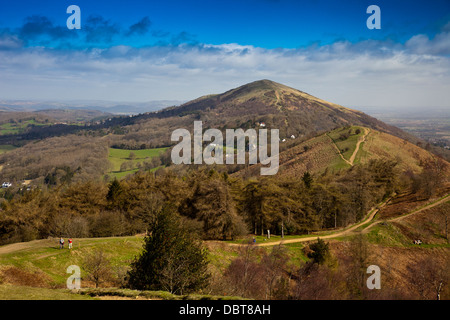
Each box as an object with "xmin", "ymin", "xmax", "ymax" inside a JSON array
[
  {"xmin": 0, "ymin": 0, "xmax": 449, "ymax": 107},
  {"xmin": 1, "ymin": 0, "xmax": 449, "ymax": 48}
]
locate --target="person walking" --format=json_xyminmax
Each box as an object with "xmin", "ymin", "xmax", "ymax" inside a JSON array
[
  {"xmin": 68, "ymin": 238, "xmax": 73, "ymax": 250},
  {"xmin": 59, "ymin": 237, "xmax": 64, "ymax": 249}
]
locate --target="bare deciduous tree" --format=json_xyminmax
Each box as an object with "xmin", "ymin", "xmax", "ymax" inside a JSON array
[{"xmin": 82, "ymin": 249, "xmax": 113, "ymax": 288}]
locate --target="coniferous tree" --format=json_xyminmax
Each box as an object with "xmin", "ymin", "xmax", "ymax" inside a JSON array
[
  {"xmin": 106, "ymin": 178, "xmax": 123, "ymax": 208},
  {"xmin": 302, "ymin": 171, "xmax": 313, "ymax": 189},
  {"xmin": 127, "ymin": 206, "xmax": 209, "ymax": 294},
  {"xmin": 308, "ymin": 238, "xmax": 330, "ymax": 265}
]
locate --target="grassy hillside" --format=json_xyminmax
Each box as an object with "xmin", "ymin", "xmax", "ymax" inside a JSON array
[
  {"xmin": 0, "ymin": 284, "xmax": 96, "ymax": 300},
  {"xmin": 0, "ymin": 232, "xmax": 309, "ymax": 300},
  {"xmin": 0, "ymin": 190, "xmax": 449, "ymax": 300},
  {"xmin": 359, "ymin": 129, "xmax": 433, "ymax": 172},
  {"xmin": 0, "ymin": 119, "xmax": 49, "ymax": 135},
  {"xmin": 326, "ymin": 126, "xmax": 366, "ymax": 162},
  {"xmin": 0, "ymin": 236, "xmax": 143, "ymax": 287},
  {"xmin": 236, "ymin": 125, "xmax": 441, "ymax": 179},
  {"xmin": 366, "ymin": 197, "xmax": 450, "ymax": 247},
  {"xmin": 107, "ymin": 147, "xmax": 167, "ymax": 179}
]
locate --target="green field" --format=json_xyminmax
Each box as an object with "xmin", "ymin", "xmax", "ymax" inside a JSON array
[
  {"xmin": 327, "ymin": 126, "xmax": 365, "ymax": 162},
  {"xmin": 0, "ymin": 236, "xmax": 144, "ymax": 286},
  {"xmin": 0, "ymin": 120, "xmax": 49, "ymax": 135},
  {"xmin": 107, "ymin": 147, "xmax": 168, "ymax": 179},
  {"xmin": 0, "ymin": 232, "xmax": 310, "ymax": 300}
]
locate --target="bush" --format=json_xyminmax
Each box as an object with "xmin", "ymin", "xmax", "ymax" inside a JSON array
[
  {"xmin": 339, "ymin": 133, "xmax": 349, "ymax": 141},
  {"xmin": 90, "ymin": 211, "xmax": 128, "ymax": 237},
  {"xmin": 307, "ymin": 238, "xmax": 330, "ymax": 265}
]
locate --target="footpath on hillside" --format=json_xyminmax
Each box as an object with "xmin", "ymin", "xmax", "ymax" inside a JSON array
[
  {"xmin": 232, "ymin": 193, "xmax": 449, "ymax": 247},
  {"xmin": 1, "ymin": 194, "xmax": 448, "ymax": 254},
  {"xmin": 327, "ymin": 128, "xmax": 369, "ymax": 167}
]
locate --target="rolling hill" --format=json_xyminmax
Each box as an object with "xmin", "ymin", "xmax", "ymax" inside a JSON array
[
  {"xmin": 108, "ymin": 79, "xmax": 425, "ymax": 151},
  {"xmin": 151, "ymin": 80, "xmax": 407, "ymax": 132},
  {"xmin": 0, "ymin": 79, "xmax": 447, "ymax": 185},
  {"xmin": 0, "ymin": 81, "xmax": 448, "ymax": 301},
  {"xmin": 234, "ymin": 125, "xmax": 445, "ymax": 179}
]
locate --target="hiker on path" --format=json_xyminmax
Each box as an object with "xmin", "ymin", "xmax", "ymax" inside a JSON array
[{"xmin": 59, "ymin": 237, "xmax": 64, "ymax": 249}]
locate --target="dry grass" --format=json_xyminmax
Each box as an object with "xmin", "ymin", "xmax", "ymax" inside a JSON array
[
  {"xmin": 361, "ymin": 130, "xmax": 433, "ymax": 172},
  {"xmin": 0, "ymin": 265, "xmax": 53, "ymax": 288},
  {"xmin": 331, "ymin": 240, "xmax": 450, "ymax": 299}
]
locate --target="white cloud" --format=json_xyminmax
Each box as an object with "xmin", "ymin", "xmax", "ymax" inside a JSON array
[
  {"xmin": 406, "ymin": 32, "xmax": 450, "ymax": 55},
  {"xmin": 0, "ymin": 32, "xmax": 449, "ymax": 109}
]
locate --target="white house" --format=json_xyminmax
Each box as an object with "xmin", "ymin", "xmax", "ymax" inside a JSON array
[{"xmin": 2, "ymin": 182, "xmax": 12, "ymax": 188}]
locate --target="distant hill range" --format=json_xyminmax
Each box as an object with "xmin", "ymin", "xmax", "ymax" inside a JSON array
[{"xmin": 0, "ymin": 99, "xmax": 184, "ymax": 115}]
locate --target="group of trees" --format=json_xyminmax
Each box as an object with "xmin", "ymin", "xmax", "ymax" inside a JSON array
[
  {"xmin": 0, "ymin": 134, "xmax": 109, "ymax": 183},
  {"xmin": 0, "ymin": 149, "xmax": 447, "ymax": 299},
  {"xmin": 0, "ymin": 158, "xmax": 405, "ymax": 245},
  {"xmin": 77, "ymin": 218, "xmax": 449, "ymax": 299},
  {"xmin": 408, "ymin": 158, "xmax": 448, "ymax": 199}
]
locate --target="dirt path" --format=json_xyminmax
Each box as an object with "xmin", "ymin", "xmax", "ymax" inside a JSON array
[
  {"xmin": 330, "ymin": 141, "xmax": 352, "ymax": 166},
  {"xmin": 327, "ymin": 128, "xmax": 369, "ymax": 167},
  {"xmin": 0, "ymin": 236, "xmax": 131, "ymax": 256},
  {"xmin": 0, "ymin": 239, "xmax": 48, "ymax": 255},
  {"xmin": 235, "ymin": 193, "xmax": 449, "ymax": 247},
  {"xmin": 349, "ymin": 128, "xmax": 369, "ymax": 165},
  {"xmin": 231, "ymin": 197, "xmax": 392, "ymax": 247},
  {"xmin": 362, "ymin": 194, "xmax": 450, "ymax": 233},
  {"xmin": 2, "ymin": 194, "xmax": 447, "ymax": 253}
]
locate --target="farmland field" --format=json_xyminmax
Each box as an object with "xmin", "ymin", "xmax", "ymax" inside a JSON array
[
  {"xmin": 107, "ymin": 147, "xmax": 168, "ymax": 179},
  {"xmin": 0, "ymin": 119, "xmax": 49, "ymax": 135}
]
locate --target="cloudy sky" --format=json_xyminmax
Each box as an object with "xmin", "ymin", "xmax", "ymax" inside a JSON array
[{"xmin": 0, "ymin": 0, "xmax": 449, "ymax": 109}]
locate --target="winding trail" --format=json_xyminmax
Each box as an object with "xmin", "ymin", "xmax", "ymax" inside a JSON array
[
  {"xmin": 327, "ymin": 128, "xmax": 370, "ymax": 167},
  {"xmin": 362, "ymin": 194, "xmax": 450, "ymax": 233},
  {"xmin": 232, "ymin": 193, "xmax": 449, "ymax": 247},
  {"xmin": 349, "ymin": 128, "xmax": 369, "ymax": 165},
  {"xmin": 1, "ymin": 194, "xmax": 448, "ymax": 254},
  {"xmin": 227, "ymin": 196, "xmax": 393, "ymax": 247},
  {"xmin": 0, "ymin": 239, "xmax": 45, "ymax": 255}
]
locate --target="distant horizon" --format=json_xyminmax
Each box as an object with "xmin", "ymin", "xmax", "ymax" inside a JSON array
[
  {"xmin": 1, "ymin": 97, "xmax": 449, "ymax": 117},
  {"xmin": 2, "ymin": 98, "xmax": 450, "ymax": 110}
]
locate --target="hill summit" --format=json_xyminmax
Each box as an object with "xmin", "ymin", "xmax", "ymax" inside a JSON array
[{"xmin": 151, "ymin": 79, "xmax": 412, "ymax": 142}]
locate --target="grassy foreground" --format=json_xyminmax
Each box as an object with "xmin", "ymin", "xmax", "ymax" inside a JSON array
[
  {"xmin": 1, "ymin": 195, "xmax": 447, "ymax": 300},
  {"xmin": 0, "ymin": 233, "xmax": 307, "ymax": 300},
  {"xmin": 0, "ymin": 284, "xmax": 96, "ymax": 300}
]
